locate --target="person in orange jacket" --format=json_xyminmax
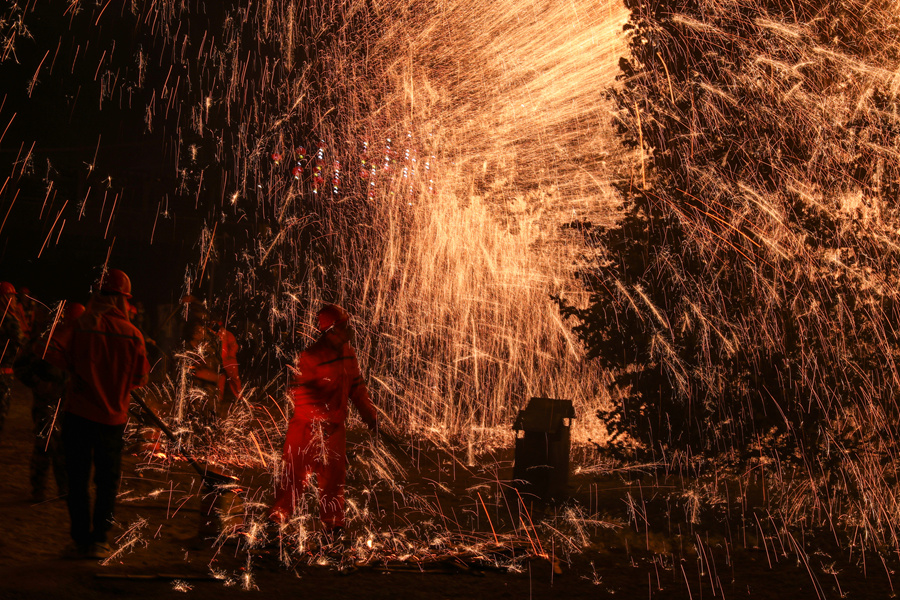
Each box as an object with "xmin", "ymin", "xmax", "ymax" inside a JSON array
[
  {"xmin": 269, "ymin": 304, "xmax": 378, "ymax": 535},
  {"xmin": 180, "ymin": 315, "xmax": 222, "ymax": 428},
  {"xmin": 46, "ymin": 269, "xmax": 150, "ymax": 560},
  {"xmin": 0, "ymin": 281, "xmax": 26, "ymax": 443},
  {"xmin": 17, "ymin": 286, "xmax": 38, "ymax": 341},
  {"xmin": 27, "ymin": 301, "xmax": 86, "ymax": 503},
  {"xmin": 211, "ymin": 314, "xmax": 242, "ymax": 414}
]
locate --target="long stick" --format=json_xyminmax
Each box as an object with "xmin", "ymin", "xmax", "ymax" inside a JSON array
[{"xmin": 130, "ymin": 392, "xmax": 235, "ymax": 488}]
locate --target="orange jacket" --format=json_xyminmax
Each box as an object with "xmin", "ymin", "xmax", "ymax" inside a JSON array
[
  {"xmin": 47, "ymin": 297, "xmax": 150, "ymax": 425},
  {"xmin": 289, "ymin": 337, "xmax": 377, "ymax": 428},
  {"xmin": 217, "ymin": 326, "xmax": 242, "ymax": 396},
  {"xmin": 0, "ymin": 297, "xmax": 25, "ymax": 369}
]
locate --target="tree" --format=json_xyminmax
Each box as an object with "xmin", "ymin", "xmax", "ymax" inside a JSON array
[{"xmin": 561, "ymin": 0, "xmax": 900, "ymax": 465}]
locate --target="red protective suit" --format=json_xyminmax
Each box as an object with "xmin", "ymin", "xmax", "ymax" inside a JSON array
[
  {"xmin": 16, "ymin": 301, "xmax": 31, "ymax": 340},
  {"xmin": 270, "ymin": 335, "xmax": 377, "ymax": 528},
  {"xmin": 216, "ymin": 326, "xmax": 242, "ymax": 400},
  {"xmin": 47, "ymin": 297, "xmax": 150, "ymax": 425}
]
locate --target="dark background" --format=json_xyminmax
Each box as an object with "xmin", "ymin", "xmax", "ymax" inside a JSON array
[{"xmin": 0, "ymin": 2, "xmax": 237, "ymax": 314}]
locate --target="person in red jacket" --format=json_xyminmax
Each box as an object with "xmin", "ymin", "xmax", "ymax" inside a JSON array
[
  {"xmin": 47, "ymin": 269, "xmax": 150, "ymax": 560},
  {"xmin": 27, "ymin": 301, "xmax": 86, "ymax": 503},
  {"xmin": 269, "ymin": 304, "xmax": 378, "ymax": 536},
  {"xmin": 17, "ymin": 286, "xmax": 36, "ymax": 340},
  {"xmin": 0, "ymin": 281, "xmax": 26, "ymax": 444},
  {"xmin": 215, "ymin": 319, "xmax": 243, "ymax": 406}
]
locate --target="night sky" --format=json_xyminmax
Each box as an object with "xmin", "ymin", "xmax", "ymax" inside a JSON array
[{"xmin": 0, "ymin": 3, "xmax": 237, "ymax": 311}]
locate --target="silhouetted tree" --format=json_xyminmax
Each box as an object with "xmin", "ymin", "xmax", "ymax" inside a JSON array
[{"xmin": 560, "ymin": 0, "xmax": 900, "ymax": 464}]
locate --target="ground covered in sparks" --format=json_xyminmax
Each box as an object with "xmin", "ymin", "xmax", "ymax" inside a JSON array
[{"xmin": 0, "ymin": 380, "xmax": 896, "ymax": 599}]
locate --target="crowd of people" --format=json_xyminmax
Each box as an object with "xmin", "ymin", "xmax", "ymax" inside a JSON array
[{"xmin": 0, "ymin": 268, "xmax": 379, "ymax": 561}]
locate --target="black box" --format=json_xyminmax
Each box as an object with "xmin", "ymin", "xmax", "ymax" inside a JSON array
[{"xmin": 512, "ymin": 397, "xmax": 575, "ymax": 502}]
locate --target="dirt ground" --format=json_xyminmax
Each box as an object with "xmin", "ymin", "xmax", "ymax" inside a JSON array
[{"xmin": 1, "ymin": 380, "xmax": 897, "ymax": 599}]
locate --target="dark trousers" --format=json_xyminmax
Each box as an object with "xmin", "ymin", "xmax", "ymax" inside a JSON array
[
  {"xmin": 0, "ymin": 373, "xmax": 12, "ymax": 442},
  {"xmin": 31, "ymin": 388, "xmax": 67, "ymax": 497},
  {"xmin": 62, "ymin": 412, "xmax": 125, "ymax": 546}
]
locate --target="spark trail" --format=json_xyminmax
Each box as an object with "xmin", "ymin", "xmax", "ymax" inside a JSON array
[
  {"xmin": 148, "ymin": 0, "xmax": 631, "ymax": 446},
  {"xmin": 1, "ymin": 0, "xmax": 629, "ymax": 444}
]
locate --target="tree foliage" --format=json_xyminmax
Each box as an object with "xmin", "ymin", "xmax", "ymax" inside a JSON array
[{"xmin": 561, "ymin": 0, "xmax": 900, "ymax": 463}]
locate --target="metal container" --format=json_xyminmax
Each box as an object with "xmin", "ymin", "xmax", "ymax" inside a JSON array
[{"xmin": 512, "ymin": 397, "xmax": 575, "ymax": 502}]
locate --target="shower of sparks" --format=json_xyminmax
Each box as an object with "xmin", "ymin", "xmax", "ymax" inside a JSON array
[
  {"xmin": 9, "ymin": 0, "xmax": 900, "ymax": 594},
  {"xmin": 15, "ymin": 0, "xmax": 629, "ymax": 456},
  {"xmin": 0, "ymin": 1, "xmax": 629, "ymax": 571},
  {"xmin": 101, "ymin": 517, "xmax": 149, "ymax": 566}
]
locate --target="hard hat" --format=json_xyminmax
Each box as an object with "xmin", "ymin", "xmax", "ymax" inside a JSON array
[
  {"xmin": 0, "ymin": 281, "xmax": 15, "ymax": 296},
  {"xmin": 317, "ymin": 304, "xmax": 351, "ymax": 332},
  {"xmin": 99, "ymin": 269, "xmax": 132, "ymax": 298},
  {"xmin": 65, "ymin": 302, "xmax": 86, "ymax": 322}
]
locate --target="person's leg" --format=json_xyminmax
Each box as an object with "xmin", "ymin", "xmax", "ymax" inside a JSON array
[
  {"xmin": 316, "ymin": 422, "xmax": 347, "ymax": 531},
  {"xmin": 62, "ymin": 413, "xmax": 94, "ymax": 548},
  {"xmin": 0, "ymin": 374, "xmax": 12, "ymax": 442},
  {"xmin": 91, "ymin": 422, "xmax": 126, "ymax": 545},
  {"xmin": 270, "ymin": 420, "xmax": 314, "ymax": 522},
  {"xmin": 49, "ymin": 421, "xmax": 68, "ymax": 497},
  {"xmin": 29, "ymin": 392, "xmax": 53, "ymax": 500}
]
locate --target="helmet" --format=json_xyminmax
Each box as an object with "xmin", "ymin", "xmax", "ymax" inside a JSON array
[
  {"xmin": 317, "ymin": 304, "xmax": 351, "ymax": 332},
  {"xmin": 0, "ymin": 281, "xmax": 15, "ymax": 296},
  {"xmin": 99, "ymin": 269, "xmax": 132, "ymax": 298},
  {"xmin": 65, "ymin": 302, "xmax": 86, "ymax": 323}
]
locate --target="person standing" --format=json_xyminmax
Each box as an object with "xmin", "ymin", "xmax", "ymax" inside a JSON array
[
  {"xmin": 180, "ymin": 315, "xmax": 222, "ymax": 431},
  {"xmin": 46, "ymin": 269, "xmax": 149, "ymax": 559},
  {"xmin": 17, "ymin": 286, "xmax": 37, "ymax": 341},
  {"xmin": 212, "ymin": 313, "xmax": 243, "ymax": 415},
  {"xmin": 269, "ymin": 304, "xmax": 378, "ymax": 538},
  {"xmin": 0, "ymin": 281, "xmax": 26, "ymax": 443},
  {"xmin": 25, "ymin": 302, "xmax": 85, "ymax": 503}
]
